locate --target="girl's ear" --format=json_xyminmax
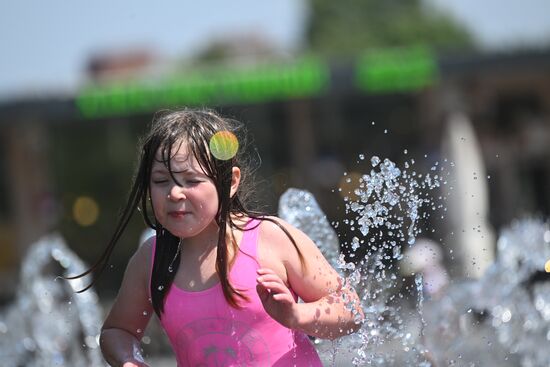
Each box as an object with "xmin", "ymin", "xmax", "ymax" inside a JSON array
[{"xmin": 230, "ymin": 167, "xmax": 241, "ymax": 198}]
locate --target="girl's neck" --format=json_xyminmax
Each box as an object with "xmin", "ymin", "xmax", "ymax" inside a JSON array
[
  {"xmin": 181, "ymin": 215, "xmax": 250, "ymax": 256},
  {"xmin": 182, "ymin": 221, "xmax": 220, "ymax": 254}
]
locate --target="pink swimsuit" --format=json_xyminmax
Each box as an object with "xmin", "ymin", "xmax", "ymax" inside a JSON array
[{"xmin": 151, "ymin": 219, "xmax": 323, "ymax": 366}]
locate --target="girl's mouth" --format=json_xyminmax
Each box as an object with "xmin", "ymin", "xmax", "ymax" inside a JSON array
[{"xmin": 168, "ymin": 211, "xmax": 189, "ymax": 218}]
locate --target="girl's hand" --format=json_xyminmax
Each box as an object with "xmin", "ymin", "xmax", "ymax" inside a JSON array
[{"xmin": 256, "ymin": 268, "xmax": 299, "ymax": 329}]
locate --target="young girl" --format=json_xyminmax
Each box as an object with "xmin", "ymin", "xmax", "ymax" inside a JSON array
[{"xmin": 70, "ymin": 109, "xmax": 363, "ymax": 366}]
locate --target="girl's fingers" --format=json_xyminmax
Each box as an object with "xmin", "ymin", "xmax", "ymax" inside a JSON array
[
  {"xmin": 256, "ymin": 284, "xmax": 293, "ymax": 305},
  {"xmin": 256, "ymin": 273, "xmax": 284, "ymax": 284},
  {"xmin": 257, "ymin": 274, "xmax": 292, "ymax": 294},
  {"xmin": 272, "ymin": 292, "xmax": 294, "ymax": 303},
  {"xmin": 256, "ymin": 283, "xmax": 270, "ymax": 301},
  {"xmin": 257, "ymin": 267, "xmax": 277, "ymax": 276},
  {"xmin": 256, "ymin": 267, "xmax": 295, "ymax": 304},
  {"xmin": 258, "ymin": 280, "xmax": 290, "ymax": 295}
]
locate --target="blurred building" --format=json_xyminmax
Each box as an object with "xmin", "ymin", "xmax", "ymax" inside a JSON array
[
  {"xmin": 1, "ymin": 46, "xmax": 550, "ymax": 298},
  {"xmin": 86, "ymin": 48, "xmax": 158, "ymax": 83}
]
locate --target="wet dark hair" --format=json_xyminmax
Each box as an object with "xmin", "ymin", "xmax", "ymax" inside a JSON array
[{"xmin": 67, "ymin": 108, "xmax": 302, "ymax": 317}]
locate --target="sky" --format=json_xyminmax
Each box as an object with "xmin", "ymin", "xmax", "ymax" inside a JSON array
[
  {"xmin": 1, "ymin": 0, "xmax": 550, "ymax": 99},
  {"xmin": 428, "ymin": 0, "xmax": 550, "ymax": 47}
]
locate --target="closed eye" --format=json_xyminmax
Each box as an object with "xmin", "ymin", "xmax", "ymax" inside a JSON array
[{"xmin": 152, "ymin": 178, "xmax": 168, "ymax": 184}]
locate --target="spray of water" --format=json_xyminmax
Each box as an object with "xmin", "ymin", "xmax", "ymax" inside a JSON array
[
  {"xmin": 0, "ymin": 234, "xmax": 105, "ymax": 367},
  {"xmin": 422, "ymin": 218, "xmax": 550, "ymax": 366},
  {"xmin": 279, "ymin": 154, "xmax": 445, "ymax": 365},
  {"xmin": 280, "ymin": 150, "xmax": 550, "ymax": 366}
]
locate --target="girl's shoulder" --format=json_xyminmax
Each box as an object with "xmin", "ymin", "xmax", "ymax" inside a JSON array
[
  {"xmin": 113, "ymin": 235, "xmax": 155, "ymax": 294},
  {"xmin": 139, "ymin": 235, "xmax": 155, "ymax": 267},
  {"xmin": 254, "ymin": 216, "xmax": 296, "ymax": 284},
  {"xmin": 126, "ymin": 235, "xmax": 155, "ymax": 278},
  {"xmin": 257, "ymin": 216, "xmax": 313, "ymax": 251},
  {"xmin": 256, "ymin": 215, "xmax": 288, "ymax": 238},
  {"xmin": 136, "ymin": 234, "xmax": 154, "ymax": 258},
  {"xmin": 258, "ymin": 215, "xmax": 305, "ymax": 236}
]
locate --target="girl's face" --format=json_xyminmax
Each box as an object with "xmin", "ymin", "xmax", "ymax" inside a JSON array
[{"xmin": 150, "ymin": 141, "xmax": 219, "ymax": 239}]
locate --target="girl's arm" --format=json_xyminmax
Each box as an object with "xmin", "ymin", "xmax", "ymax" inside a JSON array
[
  {"xmin": 257, "ymin": 218, "xmax": 364, "ymax": 340},
  {"xmin": 100, "ymin": 239, "xmax": 154, "ymax": 367}
]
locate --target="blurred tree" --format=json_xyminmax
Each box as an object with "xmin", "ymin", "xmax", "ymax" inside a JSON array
[
  {"xmin": 304, "ymin": 0, "xmax": 475, "ymax": 56},
  {"xmin": 189, "ymin": 33, "xmax": 283, "ymax": 67}
]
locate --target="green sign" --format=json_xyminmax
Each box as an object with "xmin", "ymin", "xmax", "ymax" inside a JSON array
[
  {"xmin": 356, "ymin": 46, "xmax": 438, "ymax": 93},
  {"xmin": 75, "ymin": 47, "xmax": 439, "ymax": 119},
  {"xmin": 76, "ymin": 57, "xmax": 330, "ymax": 119}
]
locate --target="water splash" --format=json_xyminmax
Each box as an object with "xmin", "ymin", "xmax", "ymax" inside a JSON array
[
  {"xmin": 342, "ymin": 154, "xmax": 443, "ymax": 365},
  {"xmin": 279, "ymin": 156, "xmax": 442, "ymax": 366},
  {"xmin": 279, "ymin": 167, "xmax": 550, "ymax": 366},
  {"xmin": 278, "ymin": 188, "xmax": 341, "ymax": 271},
  {"xmin": 346, "ymin": 156, "xmax": 442, "ymax": 246},
  {"xmin": 0, "ymin": 234, "xmax": 105, "ymax": 367},
  {"xmin": 278, "ymin": 153, "xmax": 444, "ymax": 366},
  {"xmin": 414, "ymin": 273, "xmax": 426, "ymax": 337},
  {"xmin": 423, "ymin": 218, "xmax": 550, "ymax": 366}
]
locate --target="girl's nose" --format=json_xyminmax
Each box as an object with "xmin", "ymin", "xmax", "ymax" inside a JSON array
[{"xmin": 168, "ymin": 185, "xmax": 186, "ymax": 201}]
